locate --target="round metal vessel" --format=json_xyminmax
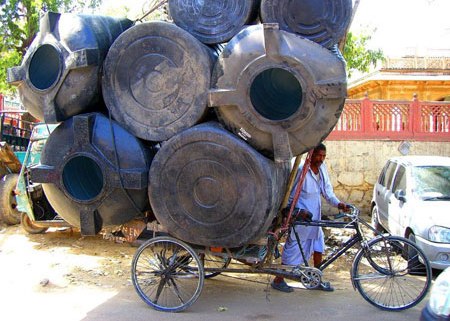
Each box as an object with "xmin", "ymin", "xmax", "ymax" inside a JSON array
[
  {"xmin": 102, "ymin": 21, "xmax": 214, "ymax": 142},
  {"xmin": 168, "ymin": 0, "xmax": 260, "ymax": 44},
  {"xmin": 148, "ymin": 122, "xmax": 289, "ymax": 247},
  {"xmin": 7, "ymin": 12, "xmax": 132, "ymax": 122},
  {"xmin": 260, "ymin": 0, "xmax": 352, "ymax": 48},
  {"xmin": 209, "ymin": 24, "xmax": 347, "ymax": 162},
  {"xmin": 30, "ymin": 113, "xmax": 153, "ymax": 235}
]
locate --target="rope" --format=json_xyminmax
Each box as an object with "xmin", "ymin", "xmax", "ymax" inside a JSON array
[{"xmin": 282, "ymin": 149, "xmax": 314, "ymax": 233}]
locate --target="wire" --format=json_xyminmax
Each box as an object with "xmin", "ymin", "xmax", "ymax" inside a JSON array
[
  {"xmin": 106, "ymin": 108, "xmax": 146, "ymax": 217},
  {"xmin": 135, "ymin": 0, "xmax": 168, "ymax": 23}
]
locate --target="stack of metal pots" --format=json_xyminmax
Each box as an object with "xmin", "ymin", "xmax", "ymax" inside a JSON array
[{"xmin": 7, "ymin": 0, "xmax": 351, "ymax": 247}]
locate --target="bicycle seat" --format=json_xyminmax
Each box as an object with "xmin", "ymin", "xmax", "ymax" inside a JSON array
[{"xmin": 293, "ymin": 208, "xmax": 312, "ymax": 222}]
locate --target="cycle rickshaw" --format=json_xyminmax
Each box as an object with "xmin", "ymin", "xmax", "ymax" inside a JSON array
[{"xmin": 130, "ymin": 153, "xmax": 432, "ymax": 312}]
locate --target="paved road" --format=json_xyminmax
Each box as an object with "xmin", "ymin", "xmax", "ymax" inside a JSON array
[
  {"xmin": 2, "ymin": 270, "xmax": 427, "ymax": 321},
  {"xmin": 81, "ymin": 276, "xmax": 428, "ymax": 321},
  {"xmin": 0, "ymin": 225, "xmax": 430, "ymax": 321}
]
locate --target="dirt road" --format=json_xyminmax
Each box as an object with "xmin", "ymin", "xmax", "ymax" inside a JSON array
[{"xmin": 0, "ymin": 225, "xmax": 429, "ymax": 321}]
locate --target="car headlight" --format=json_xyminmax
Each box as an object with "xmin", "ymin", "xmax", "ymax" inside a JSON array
[
  {"xmin": 429, "ymin": 226, "xmax": 450, "ymax": 243},
  {"xmin": 428, "ymin": 267, "xmax": 450, "ymax": 317}
]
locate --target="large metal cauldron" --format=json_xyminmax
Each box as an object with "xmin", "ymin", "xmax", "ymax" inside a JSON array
[
  {"xmin": 7, "ymin": 12, "xmax": 132, "ymax": 123},
  {"xmin": 31, "ymin": 113, "xmax": 153, "ymax": 235},
  {"xmin": 209, "ymin": 24, "xmax": 347, "ymax": 162},
  {"xmin": 168, "ymin": 0, "xmax": 261, "ymax": 44},
  {"xmin": 102, "ymin": 21, "xmax": 215, "ymax": 142},
  {"xmin": 148, "ymin": 122, "xmax": 289, "ymax": 247},
  {"xmin": 260, "ymin": 0, "xmax": 352, "ymax": 48}
]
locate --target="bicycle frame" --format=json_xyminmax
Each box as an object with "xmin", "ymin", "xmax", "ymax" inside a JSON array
[
  {"xmin": 292, "ymin": 210, "xmax": 387, "ymax": 272},
  {"xmin": 134, "ymin": 212, "xmax": 432, "ymax": 312},
  {"xmin": 197, "ymin": 205, "xmax": 399, "ymax": 285}
]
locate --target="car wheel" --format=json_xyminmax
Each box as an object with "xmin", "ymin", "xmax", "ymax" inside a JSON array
[
  {"xmin": 371, "ymin": 206, "xmax": 384, "ymax": 234},
  {"xmin": 407, "ymin": 233, "xmax": 426, "ymax": 275},
  {"xmin": 0, "ymin": 174, "xmax": 21, "ymax": 225}
]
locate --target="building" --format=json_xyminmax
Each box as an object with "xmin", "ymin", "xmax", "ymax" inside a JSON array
[
  {"xmin": 347, "ymin": 56, "xmax": 450, "ymax": 101},
  {"xmin": 323, "ymin": 55, "xmax": 450, "ymax": 213}
]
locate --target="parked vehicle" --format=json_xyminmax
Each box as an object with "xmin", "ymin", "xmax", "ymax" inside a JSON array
[
  {"xmin": 371, "ymin": 156, "xmax": 450, "ymax": 270},
  {"xmin": 15, "ymin": 123, "xmax": 71, "ymax": 233},
  {"xmin": 0, "ymin": 111, "xmax": 34, "ymax": 225},
  {"xmin": 420, "ymin": 267, "xmax": 450, "ymax": 321},
  {"xmin": 0, "ymin": 111, "xmax": 33, "ymax": 152},
  {"xmin": 0, "ymin": 113, "xmax": 69, "ymax": 233},
  {"xmin": 0, "ymin": 142, "xmax": 23, "ymax": 225}
]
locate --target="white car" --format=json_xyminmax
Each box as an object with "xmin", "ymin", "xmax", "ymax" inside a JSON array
[
  {"xmin": 420, "ymin": 267, "xmax": 450, "ymax": 320},
  {"xmin": 371, "ymin": 156, "xmax": 450, "ymax": 270}
]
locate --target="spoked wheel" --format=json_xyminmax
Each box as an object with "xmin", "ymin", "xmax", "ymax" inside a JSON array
[
  {"xmin": 200, "ymin": 253, "xmax": 231, "ymax": 279},
  {"xmin": 351, "ymin": 235, "xmax": 431, "ymax": 311},
  {"xmin": 131, "ymin": 236, "xmax": 205, "ymax": 312}
]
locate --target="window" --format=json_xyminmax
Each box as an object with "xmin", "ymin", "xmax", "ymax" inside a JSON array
[
  {"xmin": 384, "ymin": 162, "xmax": 397, "ymax": 189},
  {"xmin": 392, "ymin": 166, "xmax": 406, "ymax": 193},
  {"xmin": 378, "ymin": 162, "xmax": 389, "ymax": 185},
  {"xmin": 412, "ymin": 165, "xmax": 450, "ymax": 197}
]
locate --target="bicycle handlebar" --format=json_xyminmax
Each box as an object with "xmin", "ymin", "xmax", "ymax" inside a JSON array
[{"xmin": 333, "ymin": 204, "xmax": 359, "ymax": 220}]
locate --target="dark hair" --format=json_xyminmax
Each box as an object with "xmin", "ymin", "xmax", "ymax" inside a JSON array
[{"xmin": 314, "ymin": 143, "xmax": 326, "ymax": 152}]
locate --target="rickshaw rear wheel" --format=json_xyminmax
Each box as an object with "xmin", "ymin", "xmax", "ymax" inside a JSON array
[{"xmin": 131, "ymin": 236, "xmax": 204, "ymax": 312}]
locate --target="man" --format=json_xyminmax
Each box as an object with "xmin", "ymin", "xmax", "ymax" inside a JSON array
[{"xmin": 271, "ymin": 143, "xmax": 348, "ymax": 293}]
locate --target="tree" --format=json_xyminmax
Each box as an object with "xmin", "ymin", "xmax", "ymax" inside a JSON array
[
  {"xmin": 339, "ymin": 0, "xmax": 384, "ymax": 79},
  {"xmin": 343, "ymin": 31, "xmax": 385, "ymax": 79},
  {"xmin": 0, "ymin": 0, "xmax": 101, "ymax": 94}
]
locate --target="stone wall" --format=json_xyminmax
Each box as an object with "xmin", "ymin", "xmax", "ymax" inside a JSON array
[{"xmin": 319, "ymin": 140, "xmax": 450, "ymax": 215}]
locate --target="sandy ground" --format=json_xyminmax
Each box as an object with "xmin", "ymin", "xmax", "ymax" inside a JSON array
[
  {"xmin": 0, "ymin": 225, "xmax": 136, "ymax": 320},
  {"xmin": 0, "ymin": 224, "xmax": 430, "ymax": 321}
]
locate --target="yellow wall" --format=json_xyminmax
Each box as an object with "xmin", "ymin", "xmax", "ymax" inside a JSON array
[{"xmin": 348, "ymin": 80, "xmax": 450, "ymax": 101}]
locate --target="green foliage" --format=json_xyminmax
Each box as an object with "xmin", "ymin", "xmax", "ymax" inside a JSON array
[
  {"xmin": 0, "ymin": 0, "xmax": 101, "ymax": 94},
  {"xmin": 0, "ymin": 50, "xmax": 21, "ymax": 94},
  {"xmin": 343, "ymin": 31, "xmax": 385, "ymax": 79}
]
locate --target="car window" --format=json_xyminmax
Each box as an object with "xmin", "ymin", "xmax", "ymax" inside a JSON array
[
  {"xmin": 392, "ymin": 166, "xmax": 406, "ymax": 193},
  {"xmin": 412, "ymin": 165, "xmax": 450, "ymax": 197},
  {"xmin": 384, "ymin": 162, "xmax": 397, "ymax": 190},
  {"xmin": 378, "ymin": 162, "xmax": 389, "ymax": 185}
]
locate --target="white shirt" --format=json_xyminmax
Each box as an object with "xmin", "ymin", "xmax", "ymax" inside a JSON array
[{"xmin": 288, "ymin": 162, "xmax": 341, "ymax": 240}]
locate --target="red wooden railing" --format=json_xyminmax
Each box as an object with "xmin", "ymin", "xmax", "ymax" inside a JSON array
[{"xmin": 327, "ymin": 96, "xmax": 450, "ymax": 141}]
